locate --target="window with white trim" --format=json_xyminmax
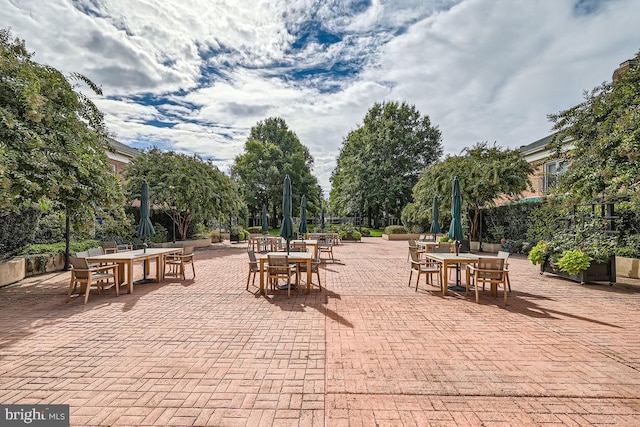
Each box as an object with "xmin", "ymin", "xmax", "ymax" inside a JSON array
[{"xmin": 544, "ymin": 160, "xmax": 568, "ymax": 191}]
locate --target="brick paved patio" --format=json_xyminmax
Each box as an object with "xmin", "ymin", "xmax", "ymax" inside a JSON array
[{"xmin": 1, "ymin": 238, "xmax": 639, "ymax": 426}]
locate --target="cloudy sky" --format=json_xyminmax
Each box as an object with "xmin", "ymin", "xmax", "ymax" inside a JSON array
[{"xmin": 2, "ymin": 0, "xmax": 639, "ymax": 195}]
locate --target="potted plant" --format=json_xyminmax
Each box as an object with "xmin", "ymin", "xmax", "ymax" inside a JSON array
[
  {"xmin": 528, "ymin": 218, "xmax": 617, "ymax": 285},
  {"xmin": 556, "ymin": 249, "xmax": 592, "ymax": 275}
]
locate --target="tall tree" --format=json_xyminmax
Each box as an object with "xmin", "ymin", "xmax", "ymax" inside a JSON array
[
  {"xmin": 231, "ymin": 117, "xmax": 322, "ymax": 227},
  {"xmin": 413, "ymin": 142, "xmax": 533, "ymax": 239},
  {"xmin": 0, "ymin": 29, "xmax": 123, "ymax": 262},
  {"xmin": 124, "ymin": 148, "xmax": 244, "ymax": 240},
  {"xmin": 548, "ymin": 50, "xmax": 640, "ymax": 206},
  {"xmin": 330, "ymin": 101, "xmax": 443, "ymax": 227}
]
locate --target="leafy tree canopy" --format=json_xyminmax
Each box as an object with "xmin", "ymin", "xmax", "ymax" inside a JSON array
[
  {"xmin": 330, "ymin": 101, "xmax": 443, "ymax": 225},
  {"xmin": 231, "ymin": 117, "xmax": 322, "ymax": 225},
  {"xmin": 124, "ymin": 148, "xmax": 244, "ymax": 240},
  {"xmin": 548, "ymin": 50, "xmax": 640, "ymax": 206},
  {"xmin": 0, "ymin": 28, "xmax": 123, "ymax": 232},
  {"xmin": 413, "ymin": 142, "xmax": 533, "ymax": 239}
]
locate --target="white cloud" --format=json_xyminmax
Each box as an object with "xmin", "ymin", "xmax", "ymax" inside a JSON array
[{"xmin": 2, "ymin": 0, "xmax": 640, "ymax": 198}]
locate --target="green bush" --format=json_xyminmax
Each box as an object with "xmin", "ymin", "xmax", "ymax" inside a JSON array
[
  {"xmin": 528, "ymin": 241, "xmax": 548, "ymax": 265},
  {"xmin": 149, "ymin": 223, "xmax": 168, "ymax": 243},
  {"xmin": 0, "ymin": 206, "xmax": 42, "ymax": 257},
  {"xmin": 19, "ymin": 240, "xmax": 101, "ymax": 256},
  {"xmin": 352, "ymin": 230, "xmax": 362, "ymax": 240},
  {"xmin": 384, "ymin": 225, "xmax": 408, "ymax": 235},
  {"xmin": 556, "ymin": 249, "xmax": 592, "ymax": 275},
  {"xmin": 247, "ymin": 226, "xmax": 263, "ymax": 234},
  {"xmin": 439, "ymin": 235, "xmax": 452, "ymax": 243},
  {"xmin": 95, "ymin": 212, "xmax": 136, "ymax": 243},
  {"xmin": 359, "ymin": 227, "xmax": 371, "ymax": 237},
  {"xmin": 32, "ymin": 210, "xmax": 65, "ymax": 244}
]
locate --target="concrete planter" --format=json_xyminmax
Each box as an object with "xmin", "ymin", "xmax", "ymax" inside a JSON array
[
  {"xmin": 481, "ymin": 243, "xmax": 502, "ymax": 253},
  {"xmin": 24, "ymin": 253, "xmax": 66, "ymax": 277},
  {"xmin": 382, "ymin": 233, "xmax": 420, "ymax": 241},
  {"xmin": 156, "ymin": 239, "xmax": 211, "ymax": 249},
  {"xmin": 0, "ymin": 257, "xmax": 26, "ymax": 287},
  {"xmin": 616, "ymin": 256, "xmax": 640, "ymax": 279}
]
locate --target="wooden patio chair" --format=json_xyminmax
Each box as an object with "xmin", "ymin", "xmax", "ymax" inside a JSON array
[
  {"xmin": 465, "ymin": 257, "xmax": 508, "ymax": 304},
  {"xmin": 496, "ymin": 251, "xmax": 511, "ymax": 292},
  {"xmin": 409, "ymin": 247, "xmax": 441, "ymax": 291},
  {"xmin": 67, "ymin": 257, "xmax": 119, "ymax": 304},
  {"xmin": 267, "ymin": 254, "xmax": 297, "ymax": 297},
  {"xmin": 164, "ymin": 246, "xmax": 195, "ymax": 280},
  {"xmin": 246, "ymin": 250, "xmax": 266, "ymax": 290}
]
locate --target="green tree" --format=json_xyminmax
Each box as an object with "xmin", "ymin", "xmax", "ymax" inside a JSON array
[
  {"xmin": 124, "ymin": 148, "xmax": 244, "ymax": 240},
  {"xmin": 330, "ymin": 101, "xmax": 442, "ymax": 227},
  {"xmin": 413, "ymin": 142, "xmax": 533, "ymax": 239},
  {"xmin": 0, "ymin": 29, "xmax": 123, "ymax": 262},
  {"xmin": 231, "ymin": 117, "xmax": 322, "ymax": 227},
  {"xmin": 548, "ymin": 50, "xmax": 640, "ymax": 206}
]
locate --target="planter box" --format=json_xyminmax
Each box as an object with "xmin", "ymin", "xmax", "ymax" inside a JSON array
[
  {"xmin": 481, "ymin": 243, "xmax": 502, "ymax": 253},
  {"xmin": 382, "ymin": 233, "xmax": 420, "ymax": 241},
  {"xmin": 24, "ymin": 253, "xmax": 66, "ymax": 277},
  {"xmin": 541, "ymin": 256, "xmax": 616, "ymax": 285},
  {"xmin": 0, "ymin": 258, "xmax": 26, "ymax": 287},
  {"xmin": 156, "ymin": 239, "xmax": 211, "ymax": 249},
  {"xmin": 616, "ymin": 256, "xmax": 640, "ymax": 279}
]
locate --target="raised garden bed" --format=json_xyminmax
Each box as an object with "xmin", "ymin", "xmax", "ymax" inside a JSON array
[{"xmin": 541, "ymin": 256, "xmax": 616, "ymax": 285}]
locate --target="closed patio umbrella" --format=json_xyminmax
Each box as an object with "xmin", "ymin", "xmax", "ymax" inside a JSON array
[
  {"xmin": 136, "ymin": 178, "xmax": 155, "ymax": 249},
  {"xmin": 279, "ymin": 175, "xmax": 294, "ymax": 254},
  {"xmin": 448, "ymin": 176, "xmax": 464, "ymax": 252},
  {"xmin": 430, "ymin": 196, "xmax": 441, "ymax": 241},
  {"xmin": 136, "ymin": 178, "xmax": 155, "ymax": 283},
  {"xmin": 261, "ymin": 204, "xmax": 269, "ymax": 234},
  {"xmin": 448, "ymin": 176, "xmax": 465, "ymax": 290},
  {"xmin": 299, "ymin": 195, "xmax": 308, "ymax": 237}
]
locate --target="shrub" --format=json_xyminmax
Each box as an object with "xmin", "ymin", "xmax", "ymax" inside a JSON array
[
  {"xmin": 352, "ymin": 230, "xmax": 362, "ymax": 240},
  {"xmin": 19, "ymin": 240, "xmax": 101, "ymax": 256},
  {"xmin": 0, "ymin": 206, "xmax": 42, "ymax": 258},
  {"xmin": 384, "ymin": 225, "xmax": 408, "ymax": 235},
  {"xmin": 528, "ymin": 241, "xmax": 548, "ymax": 265},
  {"xmin": 149, "ymin": 223, "xmax": 168, "ymax": 243},
  {"xmin": 247, "ymin": 226, "xmax": 263, "ymax": 234},
  {"xmin": 439, "ymin": 235, "xmax": 452, "ymax": 243},
  {"xmin": 359, "ymin": 227, "xmax": 371, "ymax": 237},
  {"xmin": 556, "ymin": 249, "xmax": 592, "ymax": 275}
]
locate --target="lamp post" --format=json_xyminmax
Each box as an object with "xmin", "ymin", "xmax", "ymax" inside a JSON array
[{"xmin": 171, "ymin": 203, "xmax": 177, "ymax": 243}]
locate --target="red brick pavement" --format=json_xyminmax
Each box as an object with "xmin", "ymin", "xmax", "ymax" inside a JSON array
[{"xmin": 1, "ymin": 238, "xmax": 639, "ymax": 426}]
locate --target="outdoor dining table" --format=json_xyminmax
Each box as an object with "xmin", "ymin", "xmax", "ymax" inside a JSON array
[
  {"xmin": 86, "ymin": 247, "xmax": 183, "ymax": 294},
  {"xmin": 291, "ymin": 239, "xmax": 318, "ymax": 258},
  {"xmin": 423, "ymin": 252, "xmax": 480, "ymax": 296},
  {"xmin": 258, "ymin": 251, "xmax": 313, "ymax": 295}
]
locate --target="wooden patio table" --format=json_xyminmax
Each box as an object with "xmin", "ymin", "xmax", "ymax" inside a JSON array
[
  {"xmin": 86, "ymin": 247, "xmax": 183, "ymax": 294},
  {"xmin": 423, "ymin": 252, "xmax": 480, "ymax": 296},
  {"xmin": 258, "ymin": 252, "xmax": 313, "ymax": 295}
]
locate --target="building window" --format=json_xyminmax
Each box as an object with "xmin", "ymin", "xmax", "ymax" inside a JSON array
[{"xmin": 544, "ymin": 160, "xmax": 568, "ymax": 191}]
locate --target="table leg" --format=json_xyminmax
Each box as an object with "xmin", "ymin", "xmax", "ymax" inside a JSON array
[
  {"xmin": 259, "ymin": 259, "xmax": 265, "ymax": 295},
  {"xmin": 306, "ymin": 259, "xmax": 311, "ymax": 293},
  {"xmin": 442, "ymin": 261, "xmax": 448, "ymax": 296},
  {"xmin": 155, "ymin": 255, "xmax": 160, "ymax": 283},
  {"xmin": 127, "ymin": 261, "xmax": 133, "ymax": 294}
]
